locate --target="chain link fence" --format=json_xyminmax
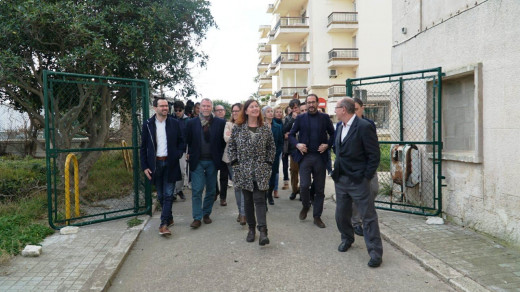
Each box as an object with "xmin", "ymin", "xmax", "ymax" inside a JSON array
[
  {"xmin": 347, "ymin": 68, "xmax": 443, "ymax": 215},
  {"xmin": 43, "ymin": 71, "xmax": 151, "ymax": 229}
]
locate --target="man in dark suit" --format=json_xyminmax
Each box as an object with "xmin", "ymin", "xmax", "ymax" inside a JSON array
[
  {"xmin": 289, "ymin": 94, "xmax": 335, "ymax": 228},
  {"xmin": 185, "ymin": 98, "xmax": 226, "ymax": 228},
  {"xmin": 332, "ymin": 97, "xmax": 383, "ymax": 268},
  {"xmin": 140, "ymin": 97, "xmax": 185, "ymax": 236}
]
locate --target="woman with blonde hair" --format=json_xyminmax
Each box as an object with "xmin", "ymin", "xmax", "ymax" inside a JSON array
[{"xmin": 228, "ymin": 99, "xmax": 275, "ymax": 245}]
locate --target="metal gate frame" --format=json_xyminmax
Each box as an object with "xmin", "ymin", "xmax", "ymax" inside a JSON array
[
  {"xmin": 346, "ymin": 67, "xmax": 444, "ymax": 216},
  {"xmin": 43, "ymin": 71, "xmax": 152, "ymax": 229}
]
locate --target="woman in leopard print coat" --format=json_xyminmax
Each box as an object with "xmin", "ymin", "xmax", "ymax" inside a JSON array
[{"xmin": 227, "ymin": 99, "xmax": 275, "ymax": 246}]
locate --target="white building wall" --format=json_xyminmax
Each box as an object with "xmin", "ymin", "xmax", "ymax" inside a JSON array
[
  {"xmin": 392, "ymin": 0, "xmax": 520, "ymax": 244},
  {"xmin": 356, "ymin": 0, "xmax": 392, "ymax": 77}
]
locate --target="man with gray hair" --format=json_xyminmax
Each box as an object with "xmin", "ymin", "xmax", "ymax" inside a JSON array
[
  {"xmin": 332, "ymin": 97, "xmax": 382, "ymax": 267},
  {"xmin": 185, "ymin": 98, "xmax": 226, "ymax": 228}
]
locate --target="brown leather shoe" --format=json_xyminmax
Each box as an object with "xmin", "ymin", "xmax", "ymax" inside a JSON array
[
  {"xmin": 190, "ymin": 219, "xmax": 201, "ymax": 228},
  {"xmin": 239, "ymin": 215, "xmax": 246, "ymax": 225},
  {"xmin": 220, "ymin": 199, "xmax": 227, "ymax": 206},
  {"xmin": 273, "ymin": 190, "xmax": 279, "ymax": 198},
  {"xmin": 159, "ymin": 225, "xmax": 172, "ymax": 235},
  {"xmin": 299, "ymin": 206, "xmax": 310, "ymax": 220},
  {"xmin": 282, "ymin": 181, "xmax": 289, "ymax": 190},
  {"xmin": 313, "ymin": 217, "xmax": 326, "ymax": 228},
  {"xmin": 203, "ymin": 215, "xmax": 212, "ymax": 224},
  {"xmin": 167, "ymin": 219, "xmax": 174, "ymax": 227}
]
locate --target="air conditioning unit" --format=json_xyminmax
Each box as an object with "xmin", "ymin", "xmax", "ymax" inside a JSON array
[{"xmin": 329, "ymin": 69, "xmax": 337, "ymax": 78}]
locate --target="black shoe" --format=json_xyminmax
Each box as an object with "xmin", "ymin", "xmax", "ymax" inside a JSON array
[
  {"xmin": 259, "ymin": 226, "xmax": 269, "ymax": 246},
  {"xmin": 368, "ymin": 257, "xmax": 382, "ymax": 268},
  {"xmin": 246, "ymin": 227, "xmax": 255, "ymax": 242},
  {"xmin": 338, "ymin": 240, "xmax": 352, "ymax": 252},
  {"xmin": 289, "ymin": 193, "xmax": 297, "ymax": 200},
  {"xmin": 268, "ymin": 199, "xmax": 274, "ymax": 205},
  {"xmin": 172, "ymin": 195, "xmax": 177, "ymax": 202},
  {"xmin": 178, "ymin": 191, "xmax": 186, "ymax": 200},
  {"xmin": 354, "ymin": 225, "xmax": 364, "ymax": 236}
]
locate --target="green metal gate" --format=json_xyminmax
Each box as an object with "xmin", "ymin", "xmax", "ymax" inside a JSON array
[
  {"xmin": 43, "ymin": 71, "xmax": 152, "ymax": 229},
  {"xmin": 346, "ymin": 67, "xmax": 444, "ymax": 216}
]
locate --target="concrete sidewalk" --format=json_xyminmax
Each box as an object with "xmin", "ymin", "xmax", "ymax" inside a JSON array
[
  {"xmin": 0, "ymin": 215, "xmax": 149, "ymax": 292},
  {"xmin": 1, "ymin": 182, "xmax": 520, "ymax": 291}
]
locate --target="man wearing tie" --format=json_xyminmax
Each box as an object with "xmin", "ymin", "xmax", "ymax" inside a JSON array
[{"xmin": 332, "ymin": 97, "xmax": 383, "ymax": 268}]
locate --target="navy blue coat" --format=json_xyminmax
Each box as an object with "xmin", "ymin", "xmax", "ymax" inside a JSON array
[
  {"xmin": 140, "ymin": 115, "xmax": 185, "ymax": 183},
  {"xmin": 185, "ymin": 116, "xmax": 226, "ymax": 170},
  {"xmin": 288, "ymin": 112, "xmax": 335, "ymax": 164},
  {"xmin": 270, "ymin": 121, "xmax": 284, "ymax": 172}
]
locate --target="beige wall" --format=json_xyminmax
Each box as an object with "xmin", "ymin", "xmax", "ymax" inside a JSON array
[{"xmin": 392, "ymin": 0, "xmax": 520, "ymax": 244}]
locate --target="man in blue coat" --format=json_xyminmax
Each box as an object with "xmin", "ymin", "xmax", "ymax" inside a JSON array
[
  {"xmin": 185, "ymin": 98, "xmax": 226, "ymax": 228},
  {"xmin": 289, "ymin": 94, "xmax": 335, "ymax": 228},
  {"xmin": 140, "ymin": 97, "xmax": 185, "ymax": 236}
]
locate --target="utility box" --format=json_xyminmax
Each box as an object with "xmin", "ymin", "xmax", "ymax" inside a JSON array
[{"xmin": 390, "ymin": 144, "xmax": 421, "ymax": 201}]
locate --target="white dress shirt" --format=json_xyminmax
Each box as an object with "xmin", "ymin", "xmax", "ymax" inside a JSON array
[
  {"xmin": 341, "ymin": 115, "xmax": 356, "ymax": 142},
  {"xmin": 155, "ymin": 118, "xmax": 168, "ymax": 157}
]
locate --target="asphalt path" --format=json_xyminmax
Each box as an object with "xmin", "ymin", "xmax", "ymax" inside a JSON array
[{"xmin": 109, "ymin": 184, "xmax": 453, "ymax": 291}]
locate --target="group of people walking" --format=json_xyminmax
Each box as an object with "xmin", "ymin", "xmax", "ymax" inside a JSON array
[{"xmin": 140, "ymin": 95, "xmax": 384, "ymax": 267}]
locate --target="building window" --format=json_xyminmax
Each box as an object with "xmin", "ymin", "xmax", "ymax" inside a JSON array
[
  {"xmin": 440, "ymin": 63, "xmax": 483, "ymax": 163},
  {"xmin": 365, "ymin": 101, "xmax": 390, "ymax": 129}
]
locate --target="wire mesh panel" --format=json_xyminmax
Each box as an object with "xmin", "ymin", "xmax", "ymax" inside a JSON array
[
  {"xmin": 43, "ymin": 71, "xmax": 151, "ymax": 229},
  {"xmin": 347, "ymin": 68, "xmax": 443, "ymax": 215}
]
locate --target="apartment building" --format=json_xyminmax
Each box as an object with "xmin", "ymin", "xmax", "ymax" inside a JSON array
[{"xmin": 257, "ymin": 0, "xmax": 391, "ymax": 119}]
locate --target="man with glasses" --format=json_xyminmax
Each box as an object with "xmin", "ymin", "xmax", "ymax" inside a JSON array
[
  {"xmin": 332, "ymin": 97, "xmax": 382, "ymax": 268},
  {"xmin": 172, "ymin": 100, "xmax": 189, "ymax": 201},
  {"xmin": 289, "ymin": 94, "xmax": 335, "ymax": 228},
  {"xmin": 213, "ymin": 105, "xmax": 229, "ymax": 206},
  {"xmin": 140, "ymin": 97, "xmax": 185, "ymax": 236}
]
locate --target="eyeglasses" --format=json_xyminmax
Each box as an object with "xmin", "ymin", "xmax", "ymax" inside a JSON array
[
  {"xmin": 215, "ymin": 109, "xmax": 225, "ymax": 112},
  {"xmin": 174, "ymin": 109, "xmax": 184, "ymax": 112},
  {"xmin": 335, "ymin": 106, "xmax": 344, "ymax": 109},
  {"xmin": 232, "ymin": 110, "xmax": 240, "ymax": 113}
]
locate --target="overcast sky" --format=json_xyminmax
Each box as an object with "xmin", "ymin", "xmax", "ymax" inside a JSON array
[{"xmin": 190, "ymin": 0, "xmax": 272, "ymax": 104}]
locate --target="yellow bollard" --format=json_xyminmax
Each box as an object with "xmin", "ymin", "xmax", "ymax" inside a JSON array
[
  {"xmin": 65, "ymin": 153, "xmax": 80, "ymax": 223},
  {"xmin": 121, "ymin": 140, "xmax": 132, "ymax": 171}
]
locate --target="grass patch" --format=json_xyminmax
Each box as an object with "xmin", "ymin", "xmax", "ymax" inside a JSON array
[
  {"xmin": 82, "ymin": 150, "xmax": 134, "ymax": 201},
  {"xmin": 0, "ymin": 192, "xmax": 54, "ymax": 259},
  {"xmin": 0, "ymin": 156, "xmax": 46, "ymax": 200},
  {"xmin": 378, "ymin": 144, "xmax": 391, "ymax": 172},
  {"xmin": 127, "ymin": 217, "xmax": 144, "ymax": 228}
]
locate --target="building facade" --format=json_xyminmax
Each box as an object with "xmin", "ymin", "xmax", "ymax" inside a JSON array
[
  {"xmin": 392, "ymin": 0, "xmax": 520, "ymax": 244},
  {"xmin": 257, "ymin": 0, "xmax": 391, "ymax": 118}
]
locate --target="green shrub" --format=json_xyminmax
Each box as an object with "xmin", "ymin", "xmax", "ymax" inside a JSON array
[{"xmin": 0, "ymin": 156, "xmax": 46, "ymax": 200}]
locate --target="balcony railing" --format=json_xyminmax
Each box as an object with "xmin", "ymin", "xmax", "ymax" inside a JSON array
[
  {"xmin": 328, "ymin": 85, "xmax": 346, "ymax": 96},
  {"xmin": 328, "ymin": 12, "xmax": 358, "ymax": 25},
  {"xmin": 275, "ymin": 52, "xmax": 309, "ymax": 64},
  {"xmin": 328, "ymin": 48, "xmax": 358, "ymax": 59},
  {"xmin": 276, "ymin": 87, "xmax": 307, "ymax": 98},
  {"xmin": 258, "ymin": 43, "xmax": 271, "ymax": 52},
  {"xmin": 271, "ymin": 17, "xmax": 309, "ymax": 36}
]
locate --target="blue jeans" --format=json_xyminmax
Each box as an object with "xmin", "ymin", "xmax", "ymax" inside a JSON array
[
  {"xmin": 190, "ymin": 160, "xmax": 217, "ymax": 220},
  {"xmin": 227, "ymin": 163, "xmax": 245, "ymax": 216},
  {"xmin": 154, "ymin": 160, "xmax": 174, "ymax": 226}
]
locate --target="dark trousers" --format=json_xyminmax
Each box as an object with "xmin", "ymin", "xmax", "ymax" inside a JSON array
[
  {"xmin": 335, "ymin": 175, "xmax": 383, "ymax": 259},
  {"xmin": 290, "ymin": 156, "xmax": 299, "ymax": 194},
  {"xmin": 243, "ymin": 182, "xmax": 267, "ymax": 230},
  {"xmin": 216, "ymin": 161, "xmax": 229, "ymax": 200},
  {"xmin": 299, "ymin": 153, "xmax": 326, "ymax": 218},
  {"xmin": 282, "ymin": 153, "xmax": 289, "ymax": 181}
]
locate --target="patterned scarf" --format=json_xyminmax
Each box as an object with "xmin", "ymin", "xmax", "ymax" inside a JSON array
[{"xmin": 200, "ymin": 113, "xmax": 214, "ymax": 142}]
